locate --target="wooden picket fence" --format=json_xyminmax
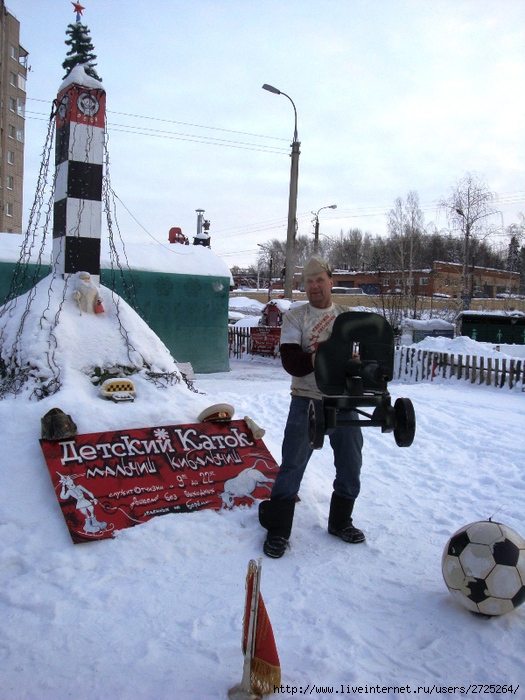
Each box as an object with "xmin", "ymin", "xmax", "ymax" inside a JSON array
[
  {"xmin": 395, "ymin": 346, "xmax": 525, "ymax": 390},
  {"xmin": 228, "ymin": 327, "xmax": 253, "ymax": 358}
]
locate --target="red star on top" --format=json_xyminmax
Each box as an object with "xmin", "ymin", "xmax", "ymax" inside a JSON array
[{"xmin": 72, "ymin": 2, "xmax": 85, "ymax": 18}]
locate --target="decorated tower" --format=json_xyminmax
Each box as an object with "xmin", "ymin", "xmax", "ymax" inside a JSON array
[{"xmin": 53, "ymin": 3, "xmax": 104, "ymax": 285}]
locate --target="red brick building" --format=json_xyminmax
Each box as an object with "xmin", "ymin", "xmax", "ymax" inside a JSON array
[
  {"xmin": 234, "ymin": 261, "xmax": 520, "ymax": 299},
  {"xmin": 315, "ymin": 262, "xmax": 520, "ymax": 299}
]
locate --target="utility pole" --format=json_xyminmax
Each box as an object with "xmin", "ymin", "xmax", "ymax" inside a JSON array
[{"xmin": 262, "ymin": 84, "xmax": 300, "ymax": 299}]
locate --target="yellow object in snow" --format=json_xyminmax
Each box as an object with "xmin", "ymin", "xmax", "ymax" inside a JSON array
[{"xmin": 100, "ymin": 378, "xmax": 136, "ymax": 403}]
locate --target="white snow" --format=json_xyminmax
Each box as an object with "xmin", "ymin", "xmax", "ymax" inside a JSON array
[
  {"xmin": 407, "ymin": 334, "xmax": 524, "ymax": 361},
  {"xmin": 232, "ymin": 315, "xmax": 261, "ymax": 328},
  {"xmin": 0, "ymin": 232, "xmax": 232, "ymax": 280},
  {"xmin": 101, "ymin": 239, "xmax": 232, "ymax": 279},
  {"xmin": 0, "ymin": 232, "xmax": 48, "ymax": 264},
  {"xmin": 228, "ymin": 295, "xmax": 266, "ymax": 316},
  {"xmin": 58, "ymin": 63, "xmax": 104, "ymax": 91},
  {"xmin": 401, "ymin": 318, "xmax": 455, "ymax": 331},
  {"xmin": 265, "ymin": 299, "xmax": 293, "ymax": 314},
  {"xmin": 1, "ymin": 280, "xmax": 524, "ymax": 700}
]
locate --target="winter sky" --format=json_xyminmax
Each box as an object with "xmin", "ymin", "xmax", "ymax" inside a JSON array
[{"xmin": 17, "ymin": 0, "xmax": 525, "ymax": 268}]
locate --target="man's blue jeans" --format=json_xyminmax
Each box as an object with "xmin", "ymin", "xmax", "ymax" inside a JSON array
[{"xmin": 270, "ymin": 396, "xmax": 363, "ymax": 501}]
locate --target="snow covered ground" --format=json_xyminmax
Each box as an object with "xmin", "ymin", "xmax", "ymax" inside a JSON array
[{"xmin": 1, "ymin": 281, "xmax": 524, "ymax": 699}]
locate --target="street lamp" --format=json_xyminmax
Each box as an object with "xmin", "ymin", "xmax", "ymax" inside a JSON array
[
  {"xmin": 262, "ymin": 83, "xmax": 300, "ymax": 299},
  {"xmin": 456, "ymin": 207, "xmax": 471, "ymax": 308},
  {"xmin": 312, "ymin": 204, "xmax": 337, "ymax": 254}
]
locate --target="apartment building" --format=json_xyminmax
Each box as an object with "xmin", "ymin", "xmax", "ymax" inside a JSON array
[{"xmin": 0, "ymin": 2, "xmax": 28, "ymax": 233}]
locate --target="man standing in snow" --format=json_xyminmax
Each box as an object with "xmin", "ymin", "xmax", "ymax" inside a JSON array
[{"xmin": 259, "ymin": 255, "xmax": 365, "ymax": 558}]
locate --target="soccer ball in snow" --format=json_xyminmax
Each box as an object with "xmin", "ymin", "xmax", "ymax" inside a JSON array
[{"xmin": 441, "ymin": 520, "xmax": 525, "ymax": 616}]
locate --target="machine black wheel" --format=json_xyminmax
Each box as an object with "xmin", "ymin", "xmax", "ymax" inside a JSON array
[
  {"xmin": 393, "ymin": 397, "xmax": 416, "ymax": 447},
  {"xmin": 308, "ymin": 400, "xmax": 325, "ymax": 450}
]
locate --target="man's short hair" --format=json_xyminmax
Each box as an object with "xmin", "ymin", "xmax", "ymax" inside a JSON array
[{"xmin": 302, "ymin": 255, "xmax": 333, "ymax": 279}]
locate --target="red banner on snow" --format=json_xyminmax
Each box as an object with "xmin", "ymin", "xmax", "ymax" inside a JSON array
[
  {"xmin": 40, "ymin": 420, "xmax": 279, "ymax": 544},
  {"xmin": 251, "ymin": 327, "xmax": 281, "ymax": 357}
]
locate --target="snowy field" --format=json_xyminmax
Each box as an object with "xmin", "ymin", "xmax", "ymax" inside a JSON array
[{"xmin": 0, "ymin": 282, "xmax": 524, "ymax": 699}]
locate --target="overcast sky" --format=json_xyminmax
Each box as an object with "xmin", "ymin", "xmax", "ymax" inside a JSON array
[{"xmin": 16, "ymin": 0, "xmax": 525, "ymax": 268}]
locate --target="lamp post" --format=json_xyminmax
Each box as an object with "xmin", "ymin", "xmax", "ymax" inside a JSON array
[
  {"xmin": 262, "ymin": 83, "xmax": 300, "ymax": 299},
  {"xmin": 312, "ymin": 204, "xmax": 337, "ymax": 254},
  {"xmin": 456, "ymin": 207, "xmax": 471, "ymax": 308}
]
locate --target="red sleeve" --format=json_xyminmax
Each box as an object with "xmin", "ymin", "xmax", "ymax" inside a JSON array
[{"xmin": 280, "ymin": 343, "xmax": 314, "ymax": 377}]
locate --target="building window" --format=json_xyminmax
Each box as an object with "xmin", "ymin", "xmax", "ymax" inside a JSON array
[
  {"xmin": 17, "ymin": 98, "xmax": 25, "ymax": 117},
  {"xmin": 7, "ymin": 176, "xmax": 14, "ymax": 190},
  {"xmin": 9, "ymin": 72, "xmax": 16, "ymax": 86},
  {"xmin": 16, "ymin": 128, "xmax": 23, "ymax": 143},
  {"xmin": 445, "ymin": 278, "xmax": 450, "ymax": 286},
  {"xmin": 8, "ymin": 125, "xmax": 15, "ymax": 139},
  {"xmin": 10, "ymin": 45, "xmax": 17, "ymax": 60},
  {"xmin": 9, "ymin": 97, "xmax": 16, "ymax": 112},
  {"xmin": 420, "ymin": 277, "xmax": 428, "ymax": 285},
  {"xmin": 17, "ymin": 74, "xmax": 26, "ymax": 92},
  {"xmin": 382, "ymin": 278, "xmax": 390, "ymax": 286},
  {"xmin": 6, "ymin": 203, "xmax": 14, "ymax": 217},
  {"xmin": 7, "ymin": 151, "xmax": 14, "ymax": 165}
]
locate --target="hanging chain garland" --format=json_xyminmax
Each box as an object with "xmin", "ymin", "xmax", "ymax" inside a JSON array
[
  {"xmin": 0, "ymin": 101, "xmax": 59, "ymax": 399},
  {"xmin": 0, "ymin": 101, "xmax": 193, "ymax": 399}
]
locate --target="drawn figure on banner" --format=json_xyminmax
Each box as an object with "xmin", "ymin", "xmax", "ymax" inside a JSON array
[
  {"xmin": 220, "ymin": 459, "xmax": 276, "ymax": 509},
  {"xmin": 58, "ymin": 474, "xmax": 108, "ymax": 534}
]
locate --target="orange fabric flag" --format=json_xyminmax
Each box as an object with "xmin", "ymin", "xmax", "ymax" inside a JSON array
[{"xmin": 242, "ymin": 560, "xmax": 281, "ymax": 696}]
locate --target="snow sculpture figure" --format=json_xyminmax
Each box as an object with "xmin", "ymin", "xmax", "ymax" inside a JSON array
[{"xmin": 72, "ymin": 271, "xmax": 100, "ymax": 314}]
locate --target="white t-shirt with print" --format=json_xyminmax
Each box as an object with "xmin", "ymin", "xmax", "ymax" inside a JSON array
[{"xmin": 280, "ymin": 302, "xmax": 350, "ymax": 399}]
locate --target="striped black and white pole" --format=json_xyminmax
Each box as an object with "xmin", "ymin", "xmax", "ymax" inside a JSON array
[{"xmin": 53, "ymin": 66, "xmax": 105, "ymax": 287}]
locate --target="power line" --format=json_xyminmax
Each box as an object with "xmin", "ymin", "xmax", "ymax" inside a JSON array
[
  {"xmin": 107, "ymin": 108, "xmax": 289, "ymax": 142},
  {"xmin": 106, "ymin": 121, "xmax": 289, "ymax": 154},
  {"xmin": 25, "ymin": 111, "xmax": 290, "ymax": 155},
  {"xmin": 328, "ymin": 193, "xmax": 525, "ymax": 223},
  {"xmin": 27, "ymin": 97, "xmax": 289, "ymax": 141},
  {"xmin": 215, "ymin": 194, "xmax": 524, "ymax": 240}
]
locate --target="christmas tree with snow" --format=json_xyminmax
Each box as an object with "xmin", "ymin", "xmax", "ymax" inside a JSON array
[{"xmin": 62, "ymin": 2, "xmax": 102, "ymax": 81}]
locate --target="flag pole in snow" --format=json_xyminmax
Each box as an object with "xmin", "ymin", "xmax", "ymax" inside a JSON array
[
  {"xmin": 229, "ymin": 559, "xmax": 263, "ymax": 700},
  {"xmin": 229, "ymin": 558, "xmax": 281, "ymax": 700}
]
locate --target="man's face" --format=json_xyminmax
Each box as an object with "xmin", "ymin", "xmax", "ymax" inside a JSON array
[{"xmin": 305, "ymin": 270, "xmax": 333, "ymax": 309}]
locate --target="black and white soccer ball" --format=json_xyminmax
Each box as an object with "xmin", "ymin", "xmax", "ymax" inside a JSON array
[{"xmin": 442, "ymin": 520, "xmax": 525, "ymax": 616}]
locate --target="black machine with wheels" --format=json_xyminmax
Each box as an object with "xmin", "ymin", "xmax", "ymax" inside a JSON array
[{"xmin": 308, "ymin": 311, "xmax": 416, "ymax": 450}]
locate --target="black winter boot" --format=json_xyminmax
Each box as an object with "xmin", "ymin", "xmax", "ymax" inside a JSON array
[
  {"xmin": 259, "ymin": 499, "xmax": 296, "ymax": 558},
  {"xmin": 328, "ymin": 493, "xmax": 365, "ymax": 544}
]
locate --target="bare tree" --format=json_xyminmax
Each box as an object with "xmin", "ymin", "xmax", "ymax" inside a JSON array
[
  {"xmin": 256, "ymin": 239, "xmax": 286, "ymax": 288},
  {"xmin": 387, "ymin": 190, "xmax": 425, "ymax": 317},
  {"xmin": 293, "ymin": 235, "xmax": 316, "ymax": 267},
  {"xmin": 440, "ymin": 172, "xmax": 499, "ymax": 306}
]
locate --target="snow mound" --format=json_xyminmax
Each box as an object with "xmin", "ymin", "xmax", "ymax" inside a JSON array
[
  {"xmin": 229, "ymin": 295, "xmax": 265, "ymax": 315},
  {"xmin": 410, "ymin": 334, "xmax": 512, "ymax": 359},
  {"xmin": 233, "ymin": 316, "xmax": 261, "ymax": 327},
  {"xmin": 0, "ymin": 274, "xmax": 211, "ymax": 424}
]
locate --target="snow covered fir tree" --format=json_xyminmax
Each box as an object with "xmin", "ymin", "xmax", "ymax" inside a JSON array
[{"xmin": 62, "ymin": 2, "xmax": 102, "ymax": 81}]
